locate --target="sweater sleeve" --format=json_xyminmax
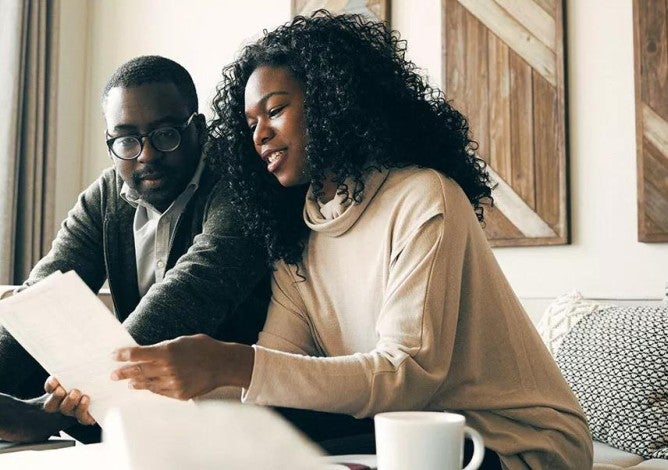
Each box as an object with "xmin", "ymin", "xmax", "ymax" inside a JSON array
[
  {"xmin": 244, "ymin": 212, "xmax": 466, "ymax": 418},
  {"xmin": 254, "ymin": 264, "xmax": 319, "ymax": 356},
  {"xmin": 0, "ymin": 175, "xmax": 107, "ymax": 395},
  {"xmin": 121, "ymin": 180, "xmax": 269, "ymax": 345}
]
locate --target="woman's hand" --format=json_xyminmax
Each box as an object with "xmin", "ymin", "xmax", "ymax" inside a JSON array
[
  {"xmin": 42, "ymin": 376, "xmax": 96, "ymax": 425},
  {"xmin": 111, "ymin": 334, "xmax": 254, "ymax": 400}
]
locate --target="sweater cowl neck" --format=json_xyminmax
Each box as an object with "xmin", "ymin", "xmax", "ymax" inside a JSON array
[{"xmin": 303, "ymin": 167, "xmax": 389, "ymax": 237}]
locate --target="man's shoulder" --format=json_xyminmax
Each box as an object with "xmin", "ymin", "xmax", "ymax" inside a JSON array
[
  {"xmin": 178, "ymin": 164, "xmax": 239, "ymax": 227},
  {"xmin": 66, "ymin": 167, "xmax": 132, "ymax": 226},
  {"xmin": 201, "ymin": 177, "xmax": 238, "ymax": 222},
  {"xmin": 195, "ymin": 163, "xmax": 223, "ymax": 195},
  {"xmin": 96, "ymin": 166, "xmax": 122, "ymax": 186},
  {"xmin": 83, "ymin": 166, "xmax": 124, "ymax": 200}
]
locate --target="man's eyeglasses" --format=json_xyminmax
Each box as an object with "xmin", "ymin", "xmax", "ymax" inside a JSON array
[{"xmin": 105, "ymin": 112, "xmax": 197, "ymax": 160}]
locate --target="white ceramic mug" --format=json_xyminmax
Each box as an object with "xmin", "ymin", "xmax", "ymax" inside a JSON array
[{"xmin": 374, "ymin": 411, "xmax": 485, "ymax": 470}]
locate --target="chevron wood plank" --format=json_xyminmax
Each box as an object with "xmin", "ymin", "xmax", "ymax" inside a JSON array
[
  {"xmin": 458, "ymin": 0, "xmax": 557, "ymax": 86},
  {"xmin": 488, "ymin": 33, "xmax": 512, "ymax": 180},
  {"xmin": 533, "ymin": 72, "xmax": 562, "ymax": 233},
  {"xmin": 533, "ymin": 0, "xmax": 555, "ymax": 17},
  {"xmin": 643, "ymin": 104, "xmax": 668, "ymax": 159},
  {"xmin": 634, "ymin": 0, "xmax": 668, "ymax": 241},
  {"xmin": 481, "ymin": 206, "xmax": 525, "ymax": 242},
  {"xmin": 494, "ymin": 0, "xmax": 556, "ymax": 50},
  {"xmin": 509, "ymin": 52, "xmax": 536, "ymax": 209},
  {"xmin": 639, "ymin": 0, "xmax": 668, "ymax": 119},
  {"xmin": 444, "ymin": 0, "xmax": 467, "ymax": 108},
  {"xmin": 465, "ymin": 10, "xmax": 490, "ymax": 159},
  {"xmin": 644, "ymin": 139, "xmax": 668, "ymax": 233},
  {"xmin": 487, "ymin": 168, "xmax": 556, "ymax": 238}
]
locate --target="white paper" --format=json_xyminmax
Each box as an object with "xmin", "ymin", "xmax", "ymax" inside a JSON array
[
  {"xmin": 0, "ymin": 441, "xmax": 113, "ymax": 469},
  {"xmin": 103, "ymin": 400, "xmax": 326, "ymax": 470},
  {"xmin": 0, "ymin": 402, "xmax": 329, "ymax": 469},
  {"xmin": 0, "ymin": 270, "xmax": 175, "ymax": 427}
]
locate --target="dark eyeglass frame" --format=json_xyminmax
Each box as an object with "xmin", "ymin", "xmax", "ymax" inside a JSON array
[{"xmin": 105, "ymin": 112, "xmax": 198, "ymax": 160}]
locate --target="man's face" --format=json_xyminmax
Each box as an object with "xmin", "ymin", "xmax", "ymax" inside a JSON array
[{"xmin": 103, "ymin": 82, "xmax": 202, "ymax": 211}]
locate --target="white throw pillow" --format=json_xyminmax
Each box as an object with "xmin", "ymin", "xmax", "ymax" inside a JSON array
[{"xmin": 537, "ymin": 291, "xmax": 601, "ymax": 355}]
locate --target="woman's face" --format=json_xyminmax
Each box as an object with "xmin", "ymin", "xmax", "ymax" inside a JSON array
[{"xmin": 244, "ymin": 66, "xmax": 310, "ymax": 187}]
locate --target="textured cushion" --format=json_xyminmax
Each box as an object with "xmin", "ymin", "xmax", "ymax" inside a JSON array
[
  {"xmin": 537, "ymin": 291, "xmax": 602, "ymax": 355},
  {"xmin": 556, "ymin": 305, "xmax": 668, "ymax": 459}
]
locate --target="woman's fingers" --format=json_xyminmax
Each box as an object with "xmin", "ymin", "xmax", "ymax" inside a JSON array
[
  {"xmin": 111, "ymin": 335, "xmax": 229, "ymax": 400},
  {"xmin": 111, "ymin": 342, "xmax": 174, "ymax": 382},
  {"xmin": 110, "ymin": 363, "xmax": 143, "ymax": 381},
  {"xmin": 120, "ymin": 370, "xmax": 192, "ymax": 400},
  {"xmin": 111, "ymin": 361, "xmax": 168, "ymax": 381},
  {"xmin": 129, "ymin": 378, "xmax": 192, "ymax": 401},
  {"xmin": 113, "ymin": 343, "xmax": 168, "ymax": 362}
]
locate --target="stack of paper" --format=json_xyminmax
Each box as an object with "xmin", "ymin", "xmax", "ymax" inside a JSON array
[
  {"xmin": 0, "ymin": 271, "xmax": 328, "ymax": 468},
  {"xmin": 0, "ymin": 270, "xmax": 175, "ymax": 428}
]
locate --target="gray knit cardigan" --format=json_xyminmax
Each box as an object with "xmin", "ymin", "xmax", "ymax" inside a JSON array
[{"xmin": 0, "ymin": 164, "xmax": 270, "ymax": 398}]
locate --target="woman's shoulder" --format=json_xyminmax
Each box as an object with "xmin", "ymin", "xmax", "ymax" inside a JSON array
[{"xmin": 382, "ymin": 166, "xmax": 469, "ymax": 211}]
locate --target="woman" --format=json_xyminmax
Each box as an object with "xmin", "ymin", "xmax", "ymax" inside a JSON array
[{"xmin": 57, "ymin": 12, "xmax": 592, "ymax": 468}]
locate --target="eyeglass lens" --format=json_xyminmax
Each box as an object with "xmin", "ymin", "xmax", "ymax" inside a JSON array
[{"xmin": 111, "ymin": 127, "xmax": 181, "ymax": 160}]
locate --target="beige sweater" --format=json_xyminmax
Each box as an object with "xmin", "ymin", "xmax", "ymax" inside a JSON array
[{"xmin": 244, "ymin": 167, "xmax": 592, "ymax": 469}]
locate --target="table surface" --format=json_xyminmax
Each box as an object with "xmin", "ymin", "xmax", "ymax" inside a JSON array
[{"xmin": 0, "ymin": 442, "xmax": 379, "ymax": 469}]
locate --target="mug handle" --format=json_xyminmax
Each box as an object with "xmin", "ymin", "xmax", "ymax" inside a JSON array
[{"xmin": 462, "ymin": 426, "xmax": 484, "ymax": 470}]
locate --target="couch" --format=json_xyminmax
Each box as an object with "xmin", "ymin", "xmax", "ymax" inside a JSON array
[{"xmin": 522, "ymin": 294, "xmax": 668, "ymax": 469}]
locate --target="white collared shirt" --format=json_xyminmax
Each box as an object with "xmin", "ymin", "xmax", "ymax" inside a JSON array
[{"xmin": 120, "ymin": 156, "xmax": 205, "ymax": 296}]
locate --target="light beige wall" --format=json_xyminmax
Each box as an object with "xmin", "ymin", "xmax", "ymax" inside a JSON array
[
  {"xmin": 55, "ymin": 0, "xmax": 668, "ymax": 300},
  {"xmin": 80, "ymin": 0, "xmax": 290, "ymax": 189},
  {"xmin": 398, "ymin": 0, "xmax": 668, "ymax": 299},
  {"xmin": 54, "ymin": 0, "xmax": 89, "ymax": 232},
  {"xmin": 499, "ymin": 0, "xmax": 667, "ymax": 300}
]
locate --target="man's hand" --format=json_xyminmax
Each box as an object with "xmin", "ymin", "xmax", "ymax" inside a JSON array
[
  {"xmin": 111, "ymin": 334, "xmax": 254, "ymax": 400},
  {"xmin": 43, "ymin": 376, "xmax": 96, "ymax": 425}
]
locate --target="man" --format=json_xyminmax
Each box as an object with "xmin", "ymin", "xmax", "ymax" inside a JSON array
[{"xmin": 0, "ymin": 56, "xmax": 269, "ymax": 443}]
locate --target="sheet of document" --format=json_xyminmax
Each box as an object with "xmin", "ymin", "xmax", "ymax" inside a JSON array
[
  {"xmin": 103, "ymin": 400, "xmax": 325, "ymax": 469},
  {"xmin": 0, "ymin": 270, "xmax": 175, "ymax": 427}
]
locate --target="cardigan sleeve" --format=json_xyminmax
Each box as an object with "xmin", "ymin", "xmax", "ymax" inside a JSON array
[{"xmin": 243, "ymin": 212, "xmax": 468, "ymax": 418}]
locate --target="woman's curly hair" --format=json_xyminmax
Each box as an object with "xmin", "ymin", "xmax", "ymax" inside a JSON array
[{"xmin": 208, "ymin": 10, "xmax": 492, "ymax": 266}]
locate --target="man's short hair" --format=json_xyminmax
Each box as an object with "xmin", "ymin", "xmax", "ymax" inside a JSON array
[{"xmin": 102, "ymin": 55, "xmax": 198, "ymax": 113}]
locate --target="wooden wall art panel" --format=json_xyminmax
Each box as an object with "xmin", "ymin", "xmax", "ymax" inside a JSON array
[
  {"xmin": 442, "ymin": 0, "xmax": 568, "ymax": 246},
  {"xmin": 634, "ymin": 0, "xmax": 668, "ymax": 242},
  {"xmin": 292, "ymin": 0, "xmax": 389, "ymax": 22}
]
